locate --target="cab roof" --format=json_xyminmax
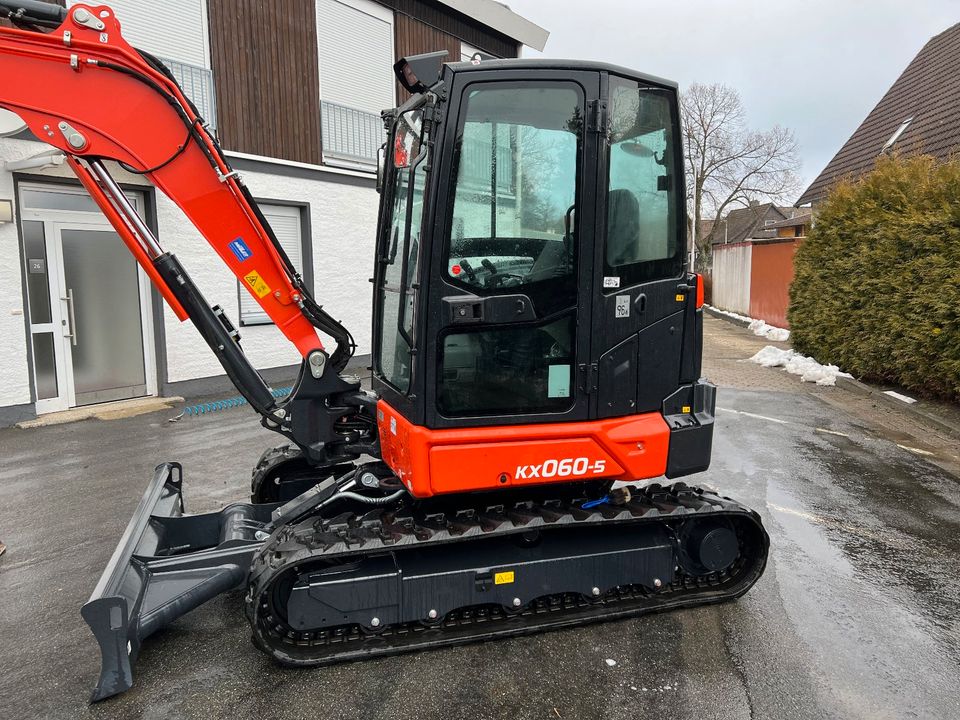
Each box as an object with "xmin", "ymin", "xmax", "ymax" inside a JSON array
[{"xmin": 445, "ymin": 58, "xmax": 678, "ymax": 90}]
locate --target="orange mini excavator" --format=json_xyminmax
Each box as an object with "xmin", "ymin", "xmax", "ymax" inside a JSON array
[{"xmin": 0, "ymin": 1, "xmax": 768, "ymax": 701}]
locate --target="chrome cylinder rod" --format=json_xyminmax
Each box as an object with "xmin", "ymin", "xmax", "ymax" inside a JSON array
[{"xmin": 87, "ymin": 159, "xmax": 163, "ymax": 257}]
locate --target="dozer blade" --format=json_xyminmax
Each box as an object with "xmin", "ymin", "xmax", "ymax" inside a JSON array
[{"xmin": 81, "ymin": 462, "xmax": 275, "ymax": 702}]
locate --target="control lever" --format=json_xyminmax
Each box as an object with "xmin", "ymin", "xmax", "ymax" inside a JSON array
[{"xmin": 459, "ymin": 259, "xmax": 478, "ymax": 282}]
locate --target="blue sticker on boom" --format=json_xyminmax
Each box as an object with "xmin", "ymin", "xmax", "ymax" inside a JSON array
[{"xmin": 228, "ymin": 237, "xmax": 253, "ymax": 262}]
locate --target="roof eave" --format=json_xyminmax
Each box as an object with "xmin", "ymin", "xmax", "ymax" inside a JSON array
[{"xmin": 436, "ymin": 0, "xmax": 549, "ymax": 51}]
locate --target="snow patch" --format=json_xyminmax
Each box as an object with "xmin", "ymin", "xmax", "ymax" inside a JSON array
[
  {"xmin": 747, "ymin": 318, "xmax": 791, "ymax": 342},
  {"xmin": 705, "ymin": 305, "xmax": 752, "ymax": 323},
  {"xmin": 883, "ymin": 390, "xmax": 917, "ymax": 404},
  {"xmin": 749, "ymin": 346, "xmax": 852, "ymax": 386},
  {"xmin": 705, "ymin": 305, "xmax": 790, "ymax": 342}
]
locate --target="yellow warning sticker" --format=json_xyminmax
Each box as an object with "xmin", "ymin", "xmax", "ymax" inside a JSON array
[
  {"xmin": 675, "ymin": 293, "xmax": 685, "ymax": 302},
  {"xmin": 243, "ymin": 270, "xmax": 272, "ymax": 299},
  {"xmin": 494, "ymin": 571, "xmax": 515, "ymax": 585}
]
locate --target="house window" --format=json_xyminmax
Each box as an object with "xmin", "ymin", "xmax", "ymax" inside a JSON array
[
  {"xmin": 461, "ymin": 42, "xmax": 495, "ymax": 64},
  {"xmin": 68, "ymin": 0, "xmax": 210, "ymax": 67},
  {"xmin": 316, "ymin": 0, "xmax": 395, "ymax": 169},
  {"xmin": 461, "ymin": 42, "xmax": 480, "ymax": 62},
  {"xmin": 239, "ymin": 204, "xmax": 309, "ymax": 326}
]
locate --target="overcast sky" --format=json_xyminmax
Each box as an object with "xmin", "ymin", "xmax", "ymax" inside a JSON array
[{"xmin": 508, "ymin": 0, "xmax": 958, "ymax": 200}]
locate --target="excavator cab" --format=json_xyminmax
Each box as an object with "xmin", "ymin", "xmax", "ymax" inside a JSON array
[
  {"xmin": 373, "ymin": 59, "xmax": 714, "ymax": 497},
  {"xmin": 0, "ymin": 5, "xmax": 767, "ymax": 701}
]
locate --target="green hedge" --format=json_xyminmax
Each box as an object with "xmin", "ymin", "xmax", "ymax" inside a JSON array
[{"xmin": 788, "ymin": 154, "xmax": 960, "ymax": 401}]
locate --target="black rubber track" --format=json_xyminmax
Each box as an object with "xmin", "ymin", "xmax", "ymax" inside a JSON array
[
  {"xmin": 250, "ymin": 444, "xmax": 354, "ymax": 504},
  {"xmin": 245, "ymin": 482, "xmax": 769, "ymax": 666}
]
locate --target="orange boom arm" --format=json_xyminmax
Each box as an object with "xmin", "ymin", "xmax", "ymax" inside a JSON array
[{"xmin": 0, "ymin": 4, "xmax": 327, "ymax": 357}]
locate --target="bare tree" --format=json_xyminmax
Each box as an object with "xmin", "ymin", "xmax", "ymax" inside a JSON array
[{"xmin": 681, "ymin": 83, "xmax": 801, "ymax": 270}]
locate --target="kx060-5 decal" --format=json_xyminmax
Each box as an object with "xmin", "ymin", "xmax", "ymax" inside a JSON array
[{"xmin": 514, "ymin": 458, "xmax": 607, "ymax": 480}]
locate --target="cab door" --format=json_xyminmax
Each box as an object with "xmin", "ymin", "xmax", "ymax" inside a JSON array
[
  {"xmin": 371, "ymin": 106, "xmax": 430, "ymax": 423},
  {"xmin": 424, "ymin": 68, "xmax": 602, "ymax": 429},
  {"xmin": 591, "ymin": 75, "xmax": 688, "ymax": 418}
]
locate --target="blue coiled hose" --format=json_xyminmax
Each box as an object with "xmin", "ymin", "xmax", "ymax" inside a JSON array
[{"xmin": 181, "ymin": 386, "xmax": 292, "ymax": 417}]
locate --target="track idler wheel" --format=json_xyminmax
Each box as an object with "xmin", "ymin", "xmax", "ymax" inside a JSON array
[{"xmin": 678, "ymin": 519, "xmax": 739, "ymax": 575}]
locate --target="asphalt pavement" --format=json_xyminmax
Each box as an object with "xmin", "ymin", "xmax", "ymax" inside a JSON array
[{"xmin": 0, "ymin": 317, "xmax": 958, "ymax": 720}]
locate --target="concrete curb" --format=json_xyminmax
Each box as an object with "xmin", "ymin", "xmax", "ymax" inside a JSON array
[
  {"xmin": 703, "ymin": 305, "xmax": 751, "ymax": 328},
  {"xmin": 705, "ymin": 304, "xmax": 960, "ymax": 441},
  {"xmin": 16, "ymin": 396, "xmax": 185, "ymax": 429},
  {"xmin": 835, "ymin": 376, "xmax": 960, "ymax": 440}
]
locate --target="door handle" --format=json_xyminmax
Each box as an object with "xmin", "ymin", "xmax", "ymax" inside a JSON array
[{"xmin": 62, "ymin": 288, "xmax": 77, "ymax": 347}]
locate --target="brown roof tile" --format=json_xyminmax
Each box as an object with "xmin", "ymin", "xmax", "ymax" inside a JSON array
[
  {"xmin": 765, "ymin": 213, "xmax": 812, "ymax": 229},
  {"xmin": 799, "ymin": 22, "xmax": 960, "ymax": 205},
  {"xmin": 710, "ymin": 203, "xmax": 787, "ymax": 244}
]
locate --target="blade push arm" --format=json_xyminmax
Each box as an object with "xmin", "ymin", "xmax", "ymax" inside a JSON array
[{"xmin": 0, "ymin": 3, "xmax": 375, "ymax": 462}]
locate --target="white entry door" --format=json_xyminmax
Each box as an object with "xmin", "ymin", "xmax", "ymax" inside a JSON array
[{"xmin": 20, "ymin": 184, "xmax": 157, "ymax": 413}]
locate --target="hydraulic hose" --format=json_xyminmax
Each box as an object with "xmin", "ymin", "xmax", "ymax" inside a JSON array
[
  {"xmin": 317, "ymin": 489, "xmax": 407, "ymax": 511},
  {"xmin": 0, "ymin": 0, "xmax": 66, "ymax": 25},
  {"xmin": 333, "ymin": 490, "xmax": 407, "ymax": 506}
]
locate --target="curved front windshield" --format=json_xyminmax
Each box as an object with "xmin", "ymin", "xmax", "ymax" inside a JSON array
[{"xmin": 446, "ymin": 83, "xmax": 583, "ymax": 314}]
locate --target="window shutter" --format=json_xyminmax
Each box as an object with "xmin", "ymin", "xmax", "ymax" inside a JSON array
[
  {"xmin": 70, "ymin": 0, "xmax": 210, "ymax": 68},
  {"xmin": 461, "ymin": 42, "xmax": 480, "ymax": 62},
  {"xmin": 316, "ymin": 0, "xmax": 394, "ymax": 166},
  {"xmin": 239, "ymin": 204, "xmax": 303, "ymax": 326},
  {"xmin": 460, "ymin": 42, "xmax": 496, "ymax": 63},
  {"xmin": 316, "ymin": 0, "xmax": 395, "ymax": 115}
]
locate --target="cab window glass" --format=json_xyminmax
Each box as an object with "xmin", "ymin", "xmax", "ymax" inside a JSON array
[
  {"xmin": 439, "ymin": 315, "xmax": 575, "ymax": 417},
  {"xmin": 377, "ymin": 109, "xmax": 425, "ymax": 392},
  {"xmin": 447, "ymin": 83, "xmax": 583, "ymax": 315},
  {"xmin": 604, "ymin": 77, "xmax": 682, "ymax": 286}
]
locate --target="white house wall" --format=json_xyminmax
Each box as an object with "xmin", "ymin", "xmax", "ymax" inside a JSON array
[
  {"xmin": 711, "ymin": 243, "xmax": 752, "ymax": 316},
  {"xmin": 0, "ymin": 138, "xmax": 37, "ymax": 408},
  {"xmin": 0, "ymin": 136, "xmax": 379, "ymax": 408},
  {"xmin": 161, "ymin": 164, "xmax": 379, "ymax": 383}
]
